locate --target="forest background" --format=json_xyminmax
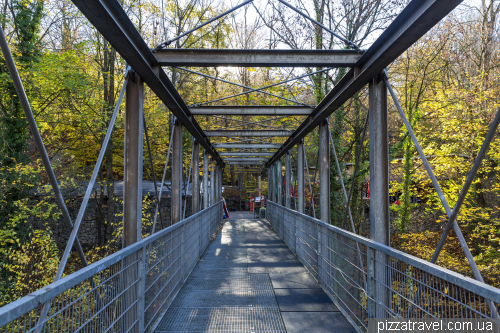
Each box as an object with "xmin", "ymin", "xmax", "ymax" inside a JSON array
[{"xmin": 0, "ymin": 0, "xmax": 499, "ymax": 306}]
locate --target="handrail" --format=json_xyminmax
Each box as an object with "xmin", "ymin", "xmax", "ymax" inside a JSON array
[
  {"xmin": 267, "ymin": 201, "xmax": 500, "ymax": 304},
  {"xmin": 0, "ymin": 201, "xmax": 223, "ymax": 331},
  {"xmin": 267, "ymin": 201, "xmax": 500, "ymax": 331}
]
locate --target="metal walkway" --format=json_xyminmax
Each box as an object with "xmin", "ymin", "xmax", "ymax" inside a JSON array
[{"xmin": 155, "ymin": 218, "xmax": 355, "ymax": 333}]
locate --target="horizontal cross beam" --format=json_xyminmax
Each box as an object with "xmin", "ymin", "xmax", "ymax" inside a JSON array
[
  {"xmin": 154, "ymin": 49, "xmax": 361, "ymax": 67},
  {"xmin": 265, "ymin": 0, "xmax": 463, "ymax": 167},
  {"xmin": 220, "ymin": 152, "xmax": 274, "ymax": 156},
  {"xmin": 214, "ymin": 143, "xmax": 281, "ymax": 149},
  {"xmin": 206, "ymin": 130, "xmax": 292, "ymax": 137},
  {"xmin": 227, "ymin": 162, "xmax": 266, "ymax": 165},
  {"xmin": 224, "ymin": 158, "xmax": 269, "ymax": 162},
  {"xmin": 190, "ymin": 106, "xmax": 313, "ymax": 115}
]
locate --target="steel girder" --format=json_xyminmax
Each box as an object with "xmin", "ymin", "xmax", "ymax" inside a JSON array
[
  {"xmin": 189, "ymin": 106, "xmax": 313, "ymax": 115},
  {"xmin": 265, "ymin": 0, "xmax": 464, "ymax": 167},
  {"xmin": 219, "ymin": 152, "xmax": 274, "ymax": 156},
  {"xmin": 206, "ymin": 130, "xmax": 292, "ymax": 137},
  {"xmin": 223, "ymin": 158, "xmax": 269, "ymax": 162},
  {"xmin": 70, "ymin": 0, "xmax": 224, "ymax": 166},
  {"xmin": 214, "ymin": 143, "xmax": 281, "ymax": 149},
  {"xmin": 227, "ymin": 162, "xmax": 266, "ymax": 165},
  {"xmin": 154, "ymin": 49, "xmax": 361, "ymax": 67}
]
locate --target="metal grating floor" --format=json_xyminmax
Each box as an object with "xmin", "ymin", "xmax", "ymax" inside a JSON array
[
  {"xmin": 154, "ymin": 218, "xmax": 356, "ymax": 333},
  {"xmin": 155, "ymin": 220, "xmax": 286, "ymax": 332}
]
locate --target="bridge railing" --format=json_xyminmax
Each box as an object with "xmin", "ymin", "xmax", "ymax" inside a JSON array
[
  {"xmin": 0, "ymin": 201, "xmax": 223, "ymax": 333},
  {"xmin": 267, "ymin": 201, "xmax": 500, "ymax": 332}
]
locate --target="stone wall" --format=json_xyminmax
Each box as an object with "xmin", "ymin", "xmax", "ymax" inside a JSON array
[{"xmin": 30, "ymin": 196, "xmax": 192, "ymax": 250}]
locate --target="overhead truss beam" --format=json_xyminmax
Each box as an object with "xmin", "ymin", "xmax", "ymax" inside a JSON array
[
  {"xmin": 224, "ymin": 158, "xmax": 269, "ymax": 162},
  {"xmin": 227, "ymin": 162, "xmax": 265, "ymax": 165},
  {"xmin": 219, "ymin": 152, "xmax": 274, "ymax": 156},
  {"xmin": 190, "ymin": 106, "xmax": 313, "ymax": 115},
  {"xmin": 206, "ymin": 130, "xmax": 292, "ymax": 137},
  {"xmin": 265, "ymin": 0, "xmax": 464, "ymax": 167},
  {"xmin": 154, "ymin": 49, "xmax": 361, "ymax": 67},
  {"xmin": 214, "ymin": 143, "xmax": 281, "ymax": 149},
  {"xmin": 71, "ymin": 0, "xmax": 224, "ymax": 166}
]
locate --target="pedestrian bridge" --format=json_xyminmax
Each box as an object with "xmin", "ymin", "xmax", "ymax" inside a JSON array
[
  {"xmin": 1, "ymin": 202, "xmax": 499, "ymax": 333},
  {"xmin": 1, "ymin": 0, "xmax": 500, "ymax": 331}
]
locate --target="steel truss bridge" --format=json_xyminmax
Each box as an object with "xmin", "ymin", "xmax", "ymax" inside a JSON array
[{"xmin": 1, "ymin": 0, "xmax": 500, "ymax": 332}]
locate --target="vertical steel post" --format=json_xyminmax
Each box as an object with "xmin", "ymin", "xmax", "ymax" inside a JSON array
[
  {"xmin": 172, "ymin": 118, "xmax": 183, "ymax": 224},
  {"xmin": 219, "ymin": 166, "xmax": 223, "ymax": 201},
  {"xmin": 210, "ymin": 165, "xmax": 215, "ymax": 205},
  {"xmin": 319, "ymin": 120, "xmax": 330, "ymax": 223},
  {"xmin": 268, "ymin": 167, "xmax": 272, "ymax": 202},
  {"xmin": 272, "ymin": 166, "xmax": 276, "ymax": 202},
  {"xmin": 285, "ymin": 151, "xmax": 291, "ymax": 208},
  {"xmin": 192, "ymin": 140, "xmax": 200, "ymax": 214},
  {"xmin": 203, "ymin": 150, "xmax": 209, "ymax": 209},
  {"xmin": 277, "ymin": 160, "xmax": 283, "ymax": 206},
  {"xmin": 297, "ymin": 140, "xmax": 305, "ymax": 213},
  {"xmin": 123, "ymin": 72, "xmax": 144, "ymax": 246},
  {"xmin": 123, "ymin": 72, "xmax": 144, "ymax": 332},
  {"xmin": 369, "ymin": 73, "xmax": 390, "ymax": 318},
  {"xmin": 258, "ymin": 175, "xmax": 262, "ymax": 200},
  {"xmin": 214, "ymin": 165, "xmax": 219, "ymax": 202}
]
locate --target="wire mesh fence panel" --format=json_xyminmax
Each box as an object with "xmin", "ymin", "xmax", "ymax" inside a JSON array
[
  {"xmin": 295, "ymin": 214, "xmax": 319, "ymax": 279},
  {"xmin": 0, "ymin": 202, "xmax": 223, "ymax": 333},
  {"xmin": 282, "ymin": 209, "xmax": 296, "ymax": 253},
  {"xmin": 266, "ymin": 202, "xmax": 500, "ymax": 332}
]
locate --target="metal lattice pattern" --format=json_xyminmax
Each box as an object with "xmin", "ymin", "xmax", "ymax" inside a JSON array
[
  {"xmin": 267, "ymin": 202, "xmax": 500, "ymax": 332},
  {"xmin": 155, "ymin": 220, "xmax": 287, "ymax": 333},
  {"xmin": 155, "ymin": 308, "xmax": 285, "ymax": 333},
  {"xmin": 0, "ymin": 202, "xmax": 223, "ymax": 333}
]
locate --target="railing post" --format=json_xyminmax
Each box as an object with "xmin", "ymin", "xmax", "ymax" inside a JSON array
[
  {"xmin": 317, "ymin": 223, "xmax": 323, "ymax": 284},
  {"xmin": 172, "ymin": 118, "xmax": 183, "ymax": 224},
  {"xmin": 138, "ymin": 246, "xmax": 146, "ymax": 332},
  {"xmin": 297, "ymin": 140, "xmax": 304, "ymax": 213},
  {"xmin": 293, "ymin": 209, "xmax": 296, "ymax": 255},
  {"xmin": 367, "ymin": 246, "xmax": 374, "ymax": 319},
  {"xmin": 181, "ymin": 223, "xmax": 185, "ymax": 282},
  {"xmin": 369, "ymin": 72, "xmax": 390, "ymax": 318},
  {"xmin": 319, "ymin": 119, "xmax": 330, "ymax": 223}
]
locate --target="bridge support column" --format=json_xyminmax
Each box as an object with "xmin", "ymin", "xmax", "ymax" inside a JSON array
[
  {"xmin": 123, "ymin": 72, "xmax": 143, "ymax": 247},
  {"xmin": 297, "ymin": 140, "xmax": 304, "ymax": 213},
  {"xmin": 271, "ymin": 165, "xmax": 275, "ymax": 202},
  {"xmin": 214, "ymin": 165, "xmax": 219, "ymax": 202},
  {"xmin": 172, "ymin": 118, "xmax": 183, "ymax": 224},
  {"xmin": 203, "ymin": 150, "xmax": 209, "ymax": 209},
  {"xmin": 219, "ymin": 166, "xmax": 223, "ymax": 200},
  {"xmin": 268, "ymin": 167, "xmax": 273, "ymax": 202},
  {"xmin": 319, "ymin": 120, "xmax": 330, "ymax": 223},
  {"xmin": 277, "ymin": 160, "xmax": 282, "ymax": 206},
  {"xmin": 123, "ymin": 72, "xmax": 144, "ymax": 332},
  {"xmin": 210, "ymin": 165, "xmax": 215, "ymax": 205},
  {"xmin": 192, "ymin": 140, "xmax": 200, "ymax": 214},
  {"xmin": 369, "ymin": 73, "xmax": 390, "ymax": 318},
  {"xmin": 285, "ymin": 151, "xmax": 291, "ymax": 208}
]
